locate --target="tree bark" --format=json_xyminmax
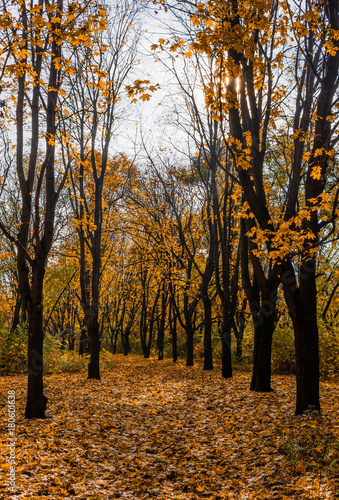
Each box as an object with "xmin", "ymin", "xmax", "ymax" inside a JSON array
[
  {"xmin": 250, "ymin": 311, "xmax": 275, "ymax": 392},
  {"xmin": 233, "ymin": 300, "xmax": 246, "ymax": 362},
  {"xmin": 203, "ymin": 296, "xmax": 213, "ymax": 370},
  {"xmin": 123, "ymin": 327, "xmax": 131, "ymax": 355},
  {"xmin": 169, "ymin": 296, "xmax": 177, "ymax": 362},
  {"xmin": 186, "ymin": 323, "xmax": 194, "ymax": 366},
  {"xmin": 86, "ymin": 308, "xmax": 101, "ymax": 380},
  {"xmin": 240, "ymin": 218, "xmax": 279, "ymax": 391},
  {"xmin": 221, "ymin": 321, "xmax": 232, "ymax": 378},
  {"xmin": 283, "ymin": 260, "xmax": 320, "ymax": 414},
  {"xmin": 171, "ymin": 326, "xmax": 177, "ymax": 362},
  {"xmin": 11, "ymin": 289, "xmax": 22, "ymax": 332},
  {"xmin": 157, "ymin": 288, "xmax": 168, "ymax": 360},
  {"xmin": 25, "ymin": 302, "xmax": 46, "ymax": 418}
]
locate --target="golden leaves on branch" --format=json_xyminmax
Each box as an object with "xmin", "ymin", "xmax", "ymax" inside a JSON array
[
  {"xmin": 125, "ymin": 79, "xmax": 160, "ymax": 103},
  {"xmin": 0, "ymin": 1, "xmax": 107, "ymax": 82}
]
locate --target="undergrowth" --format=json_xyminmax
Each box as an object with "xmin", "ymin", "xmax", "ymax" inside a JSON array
[{"xmin": 0, "ymin": 318, "xmax": 338, "ymax": 379}]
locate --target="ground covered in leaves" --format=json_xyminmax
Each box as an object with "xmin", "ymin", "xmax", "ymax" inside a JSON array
[{"xmin": 1, "ymin": 355, "xmax": 339, "ymax": 499}]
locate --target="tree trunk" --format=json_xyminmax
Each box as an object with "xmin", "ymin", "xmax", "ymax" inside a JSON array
[
  {"xmin": 25, "ymin": 266, "xmax": 47, "ymax": 419},
  {"xmin": 87, "ymin": 309, "xmax": 100, "ymax": 380},
  {"xmin": 294, "ymin": 314, "xmax": 320, "ymax": 415},
  {"xmin": 11, "ymin": 290, "xmax": 22, "ymax": 332},
  {"xmin": 25, "ymin": 307, "xmax": 46, "ymax": 418},
  {"xmin": 249, "ymin": 282, "xmax": 278, "ymax": 392},
  {"xmin": 169, "ymin": 299, "xmax": 177, "ymax": 362},
  {"xmin": 144, "ymin": 336, "xmax": 151, "ymax": 359},
  {"xmin": 234, "ymin": 299, "xmax": 246, "ymax": 362},
  {"xmin": 283, "ymin": 259, "xmax": 320, "ymax": 414},
  {"xmin": 68, "ymin": 335, "xmax": 75, "ymax": 351},
  {"xmin": 121, "ymin": 324, "xmax": 126, "ymax": 353},
  {"xmin": 124, "ymin": 327, "xmax": 130, "ymax": 355},
  {"xmin": 157, "ymin": 326, "xmax": 164, "ymax": 360},
  {"xmin": 157, "ymin": 289, "xmax": 167, "ymax": 361},
  {"xmin": 240, "ymin": 218, "xmax": 279, "ymax": 391},
  {"xmin": 250, "ymin": 311, "xmax": 275, "ymax": 392},
  {"xmin": 236, "ymin": 337, "xmax": 242, "ymax": 362},
  {"xmin": 203, "ymin": 296, "xmax": 213, "ymax": 370},
  {"xmin": 172, "ymin": 328, "xmax": 177, "ymax": 362},
  {"xmin": 140, "ymin": 322, "xmax": 148, "ymax": 357},
  {"xmin": 186, "ymin": 323, "xmax": 194, "ymax": 366},
  {"xmin": 221, "ymin": 322, "xmax": 232, "ymax": 378},
  {"xmin": 113, "ymin": 329, "xmax": 118, "ymax": 354}
]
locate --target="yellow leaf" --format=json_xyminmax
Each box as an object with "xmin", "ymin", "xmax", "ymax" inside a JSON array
[{"xmin": 310, "ymin": 165, "xmax": 321, "ymax": 180}]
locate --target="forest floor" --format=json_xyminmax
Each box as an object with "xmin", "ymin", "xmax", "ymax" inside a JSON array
[{"xmin": 0, "ymin": 354, "xmax": 339, "ymax": 500}]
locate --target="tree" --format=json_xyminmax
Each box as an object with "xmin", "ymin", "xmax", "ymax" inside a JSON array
[
  {"xmin": 176, "ymin": 0, "xmax": 339, "ymax": 413},
  {"xmin": 126, "ymin": 164, "xmax": 205, "ymax": 365},
  {"xmin": 0, "ymin": 0, "xmax": 106, "ymax": 417},
  {"xmin": 62, "ymin": 0, "xmax": 140, "ymax": 379},
  {"xmin": 149, "ymin": 12, "xmax": 248, "ymax": 377}
]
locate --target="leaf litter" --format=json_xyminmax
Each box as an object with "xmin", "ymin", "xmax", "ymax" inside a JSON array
[{"xmin": 0, "ymin": 354, "xmax": 338, "ymax": 499}]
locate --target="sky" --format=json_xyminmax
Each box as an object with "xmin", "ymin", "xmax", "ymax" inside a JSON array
[{"xmin": 108, "ymin": 1, "xmax": 196, "ymax": 165}]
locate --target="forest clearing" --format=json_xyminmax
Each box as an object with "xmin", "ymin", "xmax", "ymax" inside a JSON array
[{"xmin": 1, "ymin": 355, "xmax": 339, "ymax": 500}]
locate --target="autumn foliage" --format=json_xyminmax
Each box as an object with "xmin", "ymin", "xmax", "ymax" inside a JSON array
[
  {"xmin": 0, "ymin": 2, "xmax": 339, "ymax": 498},
  {"xmin": 1, "ymin": 355, "xmax": 339, "ymax": 499}
]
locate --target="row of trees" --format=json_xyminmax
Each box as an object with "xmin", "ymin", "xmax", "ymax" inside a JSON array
[
  {"xmin": 0, "ymin": 0, "xmax": 338, "ymax": 418},
  {"xmin": 0, "ymin": 0, "xmax": 143, "ymax": 417},
  {"xmin": 149, "ymin": 0, "xmax": 339, "ymax": 415}
]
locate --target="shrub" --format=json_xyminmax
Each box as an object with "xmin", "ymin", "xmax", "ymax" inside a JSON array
[
  {"xmin": 233, "ymin": 326, "xmax": 254, "ymax": 366},
  {"xmin": 100, "ymin": 349, "xmax": 116, "ymax": 370},
  {"xmin": 44, "ymin": 334, "xmax": 89, "ymax": 373},
  {"xmin": 0, "ymin": 324, "xmax": 27, "ymax": 374},
  {"xmin": 271, "ymin": 323, "xmax": 296, "ymax": 374},
  {"xmin": 318, "ymin": 319, "xmax": 339, "ymax": 379},
  {"xmin": 57, "ymin": 351, "xmax": 89, "ymax": 372}
]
